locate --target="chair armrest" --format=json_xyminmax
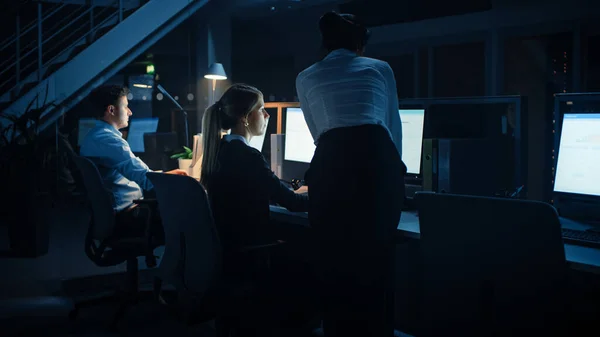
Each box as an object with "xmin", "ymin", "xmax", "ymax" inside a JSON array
[
  {"xmin": 238, "ymin": 241, "xmax": 286, "ymax": 253},
  {"xmin": 133, "ymin": 198, "xmax": 158, "ymax": 207}
]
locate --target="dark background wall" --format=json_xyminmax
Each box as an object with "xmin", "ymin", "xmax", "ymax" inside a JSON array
[{"xmin": 228, "ymin": 0, "xmax": 600, "ymax": 201}]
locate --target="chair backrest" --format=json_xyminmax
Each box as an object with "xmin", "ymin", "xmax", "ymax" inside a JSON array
[
  {"xmin": 72, "ymin": 155, "xmax": 115, "ymax": 241},
  {"xmin": 147, "ymin": 173, "xmax": 222, "ymax": 296},
  {"xmin": 415, "ymin": 192, "xmax": 567, "ymax": 337}
]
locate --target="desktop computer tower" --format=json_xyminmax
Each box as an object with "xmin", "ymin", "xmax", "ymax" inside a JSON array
[
  {"xmin": 421, "ymin": 139, "xmax": 435, "ymax": 192},
  {"xmin": 271, "ymin": 134, "xmax": 284, "ymax": 179},
  {"xmin": 424, "ymin": 138, "xmax": 513, "ymax": 197},
  {"xmin": 404, "ymin": 140, "xmax": 435, "ymax": 198}
]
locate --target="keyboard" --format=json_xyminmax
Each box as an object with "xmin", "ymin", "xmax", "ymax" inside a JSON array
[{"xmin": 561, "ymin": 228, "xmax": 600, "ymax": 248}]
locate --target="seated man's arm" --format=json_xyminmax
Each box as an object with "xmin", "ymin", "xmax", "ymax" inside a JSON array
[{"xmin": 98, "ymin": 133, "xmax": 154, "ymax": 191}]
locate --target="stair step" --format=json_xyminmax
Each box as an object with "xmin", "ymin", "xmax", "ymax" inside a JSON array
[
  {"xmin": 68, "ymin": 43, "xmax": 89, "ymax": 60},
  {"xmin": 0, "ymin": 101, "xmax": 13, "ymax": 112},
  {"xmin": 43, "ymin": 61, "xmax": 67, "ymax": 80},
  {"xmin": 16, "ymin": 82, "xmax": 38, "ymax": 100},
  {"xmin": 122, "ymin": 8, "xmax": 138, "ymax": 20},
  {"xmin": 94, "ymin": 24, "xmax": 117, "ymax": 41}
]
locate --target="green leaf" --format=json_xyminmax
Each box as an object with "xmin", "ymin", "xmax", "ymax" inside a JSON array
[
  {"xmin": 183, "ymin": 146, "xmax": 192, "ymax": 154},
  {"xmin": 187, "ymin": 152, "xmax": 193, "ymax": 159},
  {"xmin": 170, "ymin": 153, "xmax": 186, "ymax": 159}
]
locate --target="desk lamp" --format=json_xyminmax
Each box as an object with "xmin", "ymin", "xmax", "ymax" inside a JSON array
[{"xmin": 157, "ymin": 84, "xmax": 189, "ymax": 147}]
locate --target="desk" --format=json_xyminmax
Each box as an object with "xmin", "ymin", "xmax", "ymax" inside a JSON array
[{"xmin": 269, "ymin": 206, "xmax": 600, "ymax": 274}]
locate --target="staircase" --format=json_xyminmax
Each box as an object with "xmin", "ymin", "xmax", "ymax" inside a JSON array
[{"xmin": 1, "ymin": 0, "xmax": 210, "ymax": 135}]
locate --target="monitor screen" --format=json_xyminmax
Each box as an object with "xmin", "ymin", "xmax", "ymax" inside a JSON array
[
  {"xmin": 399, "ymin": 109, "xmax": 425, "ymax": 175},
  {"xmin": 554, "ymin": 113, "xmax": 600, "ymax": 197},
  {"xmin": 127, "ymin": 118, "xmax": 159, "ymax": 153},
  {"xmin": 248, "ymin": 117, "xmax": 270, "ymax": 152},
  {"xmin": 77, "ymin": 118, "xmax": 96, "ymax": 146},
  {"xmin": 284, "ymin": 107, "xmax": 316, "ymax": 163}
]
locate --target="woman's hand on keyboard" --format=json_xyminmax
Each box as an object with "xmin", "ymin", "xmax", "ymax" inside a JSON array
[{"xmin": 294, "ymin": 186, "xmax": 308, "ymax": 194}]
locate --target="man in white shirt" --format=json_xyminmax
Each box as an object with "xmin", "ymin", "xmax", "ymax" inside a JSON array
[{"xmin": 80, "ymin": 85, "xmax": 186, "ymax": 238}]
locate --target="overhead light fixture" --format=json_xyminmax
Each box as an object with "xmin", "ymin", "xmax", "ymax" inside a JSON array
[
  {"xmin": 204, "ymin": 63, "xmax": 227, "ymax": 80},
  {"xmin": 204, "ymin": 63, "xmax": 228, "ymax": 104},
  {"xmin": 133, "ymin": 83, "xmax": 152, "ymax": 89}
]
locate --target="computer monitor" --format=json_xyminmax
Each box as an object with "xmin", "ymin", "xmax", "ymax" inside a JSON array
[
  {"xmin": 127, "ymin": 117, "xmax": 159, "ymax": 153},
  {"xmin": 248, "ymin": 117, "xmax": 270, "ymax": 152},
  {"xmin": 284, "ymin": 107, "xmax": 315, "ymax": 163},
  {"xmin": 399, "ymin": 109, "xmax": 425, "ymax": 175},
  {"xmin": 553, "ymin": 113, "xmax": 600, "ymax": 197},
  {"xmin": 77, "ymin": 118, "xmax": 96, "ymax": 146}
]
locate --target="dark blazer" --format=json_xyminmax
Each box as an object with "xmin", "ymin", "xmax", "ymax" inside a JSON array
[{"xmin": 205, "ymin": 138, "xmax": 308, "ymax": 251}]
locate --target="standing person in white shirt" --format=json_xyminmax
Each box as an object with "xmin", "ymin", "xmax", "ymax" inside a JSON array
[{"xmin": 296, "ymin": 12, "xmax": 407, "ymax": 337}]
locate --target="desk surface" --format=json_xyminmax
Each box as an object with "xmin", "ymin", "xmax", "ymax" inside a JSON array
[{"xmin": 269, "ymin": 206, "xmax": 600, "ymax": 274}]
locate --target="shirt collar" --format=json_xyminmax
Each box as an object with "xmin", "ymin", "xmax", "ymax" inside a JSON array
[
  {"xmin": 323, "ymin": 48, "xmax": 358, "ymax": 61},
  {"xmin": 95, "ymin": 119, "xmax": 122, "ymax": 137},
  {"xmin": 223, "ymin": 134, "xmax": 249, "ymax": 146}
]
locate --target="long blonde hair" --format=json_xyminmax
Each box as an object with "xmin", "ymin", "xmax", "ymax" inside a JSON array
[{"xmin": 200, "ymin": 84, "xmax": 263, "ymax": 187}]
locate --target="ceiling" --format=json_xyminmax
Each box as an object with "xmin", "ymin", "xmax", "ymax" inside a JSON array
[
  {"xmin": 37, "ymin": 0, "xmax": 141, "ymax": 9},
  {"xmin": 35, "ymin": 0, "xmax": 346, "ymax": 19},
  {"xmin": 229, "ymin": 0, "xmax": 346, "ymax": 18}
]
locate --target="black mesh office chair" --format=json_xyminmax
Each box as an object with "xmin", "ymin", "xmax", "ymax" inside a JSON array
[
  {"xmin": 147, "ymin": 172, "xmax": 286, "ymax": 335},
  {"xmin": 415, "ymin": 192, "xmax": 568, "ymax": 337},
  {"xmin": 71, "ymin": 155, "xmax": 161, "ymax": 330}
]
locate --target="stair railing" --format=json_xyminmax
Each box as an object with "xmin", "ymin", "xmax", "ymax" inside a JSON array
[{"xmin": 0, "ymin": 0, "xmax": 131, "ymax": 98}]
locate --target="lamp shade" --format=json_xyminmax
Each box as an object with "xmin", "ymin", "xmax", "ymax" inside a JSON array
[{"xmin": 204, "ymin": 63, "xmax": 227, "ymax": 80}]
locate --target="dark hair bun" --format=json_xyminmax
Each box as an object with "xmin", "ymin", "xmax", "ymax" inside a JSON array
[
  {"xmin": 319, "ymin": 11, "xmax": 369, "ymax": 51},
  {"xmin": 319, "ymin": 11, "xmax": 351, "ymax": 36}
]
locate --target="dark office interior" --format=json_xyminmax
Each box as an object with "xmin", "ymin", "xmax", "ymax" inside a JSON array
[{"xmin": 1, "ymin": 0, "xmax": 600, "ymax": 336}]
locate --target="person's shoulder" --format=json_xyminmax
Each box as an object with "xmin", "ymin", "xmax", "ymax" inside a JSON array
[
  {"xmin": 357, "ymin": 57, "xmax": 394, "ymax": 78},
  {"xmin": 223, "ymin": 139, "xmax": 261, "ymax": 158},
  {"xmin": 83, "ymin": 125, "xmax": 127, "ymax": 151},
  {"xmin": 220, "ymin": 141, "xmax": 267, "ymax": 170},
  {"xmin": 297, "ymin": 62, "xmax": 321, "ymax": 83},
  {"xmin": 357, "ymin": 56, "xmax": 391, "ymax": 69}
]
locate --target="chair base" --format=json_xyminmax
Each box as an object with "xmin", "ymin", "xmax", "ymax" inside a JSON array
[{"xmin": 68, "ymin": 290, "xmax": 155, "ymax": 331}]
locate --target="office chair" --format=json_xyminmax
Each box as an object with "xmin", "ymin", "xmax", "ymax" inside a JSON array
[
  {"xmin": 147, "ymin": 172, "xmax": 286, "ymax": 335},
  {"xmin": 414, "ymin": 192, "xmax": 568, "ymax": 337},
  {"xmin": 71, "ymin": 156, "xmax": 161, "ymax": 330}
]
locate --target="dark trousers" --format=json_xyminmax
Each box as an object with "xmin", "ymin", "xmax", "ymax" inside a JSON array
[
  {"xmin": 306, "ymin": 125, "xmax": 406, "ymax": 337},
  {"xmin": 222, "ymin": 243, "xmax": 320, "ymax": 337}
]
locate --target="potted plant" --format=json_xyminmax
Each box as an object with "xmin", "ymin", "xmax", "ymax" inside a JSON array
[
  {"xmin": 0, "ymin": 86, "xmax": 55, "ymax": 257},
  {"xmin": 170, "ymin": 146, "xmax": 193, "ymax": 174}
]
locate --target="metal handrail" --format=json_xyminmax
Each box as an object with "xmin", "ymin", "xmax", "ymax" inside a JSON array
[
  {"xmin": 41, "ymin": 5, "xmax": 88, "ymax": 41},
  {"xmin": 44, "ymin": 10, "xmax": 119, "ymax": 67},
  {"xmin": 0, "ymin": 2, "xmax": 66, "ymax": 53},
  {"xmin": 0, "ymin": 57, "xmax": 39, "ymax": 90},
  {"xmin": 8, "ymin": 3, "xmax": 83, "ymax": 67},
  {"xmin": 43, "ymin": 3, "xmax": 120, "ymax": 67},
  {"xmin": 43, "ymin": 22, "xmax": 93, "ymax": 63},
  {"xmin": 0, "ymin": 4, "xmax": 99, "ymax": 79},
  {"xmin": 0, "ymin": 53, "xmax": 16, "ymax": 70},
  {"xmin": 43, "ymin": 2, "xmax": 117, "ymax": 48},
  {"xmin": 0, "ymin": 52, "xmax": 41, "ymax": 90},
  {"xmin": 39, "ymin": 8, "xmax": 97, "ymax": 55},
  {"xmin": 1, "ymin": 0, "xmax": 127, "ymax": 96},
  {"xmin": 0, "ymin": 0, "xmax": 34, "ymax": 48}
]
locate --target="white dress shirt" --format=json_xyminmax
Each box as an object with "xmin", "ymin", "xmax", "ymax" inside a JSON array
[
  {"xmin": 80, "ymin": 120, "xmax": 152, "ymax": 212},
  {"xmin": 296, "ymin": 48, "xmax": 402, "ymax": 158}
]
